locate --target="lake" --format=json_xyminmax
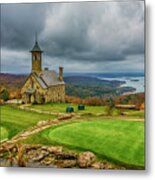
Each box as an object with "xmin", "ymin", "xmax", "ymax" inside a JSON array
[
  {"xmin": 65, "ymin": 72, "xmax": 145, "ymax": 94},
  {"xmin": 98, "ymin": 76, "xmax": 144, "ymax": 93}
]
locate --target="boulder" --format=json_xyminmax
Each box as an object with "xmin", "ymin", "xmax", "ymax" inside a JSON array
[
  {"xmin": 41, "ymin": 146, "xmax": 48, "ymax": 150},
  {"xmin": 91, "ymin": 162, "xmax": 108, "ymax": 169},
  {"xmin": 91, "ymin": 162, "xmax": 113, "ymax": 169},
  {"xmin": 25, "ymin": 144, "xmax": 42, "ymax": 152},
  {"xmin": 27, "ymin": 149, "xmax": 49, "ymax": 162},
  {"xmin": 103, "ymin": 163, "xmax": 113, "ymax": 169},
  {"xmin": 37, "ymin": 120, "xmax": 48, "ymax": 126},
  {"xmin": 55, "ymin": 160, "xmax": 77, "ymax": 168},
  {"xmin": 40, "ymin": 156, "xmax": 55, "ymax": 165},
  {"xmin": 47, "ymin": 146, "xmax": 63, "ymax": 154},
  {"xmin": 78, "ymin": 152, "xmax": 96, "ymax": 168},
  {"xmin": 58, "ymin": 114, "xmax": 74, "ymax": 120},
  {"xmin": 12, "ymin": 147, "xmax": 17, "ymax": 153},
  {"xmin": 2, "ymin": 143, "xmax": 16, "ymax": 151},
  {"xmin": 55, "ymin": 152, "xmax": 77, "ymax": 160}
]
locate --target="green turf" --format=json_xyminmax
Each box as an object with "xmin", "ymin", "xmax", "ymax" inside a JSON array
[
  {"xmin": 0, "ymin": 127, "xmax": 9, "ymax": 141},
  {"xmin": 0, "ymin": 105, "xmax": 57, "ymax": 139},
  {"xmin": 29, "ymin": 103, "xmax": 109, "ymax": 114},
  {"xmin": 1, "ymin": 104, "xmax": 144, "ymax": 168},
  {"xmin": 35, "ymin": 120, "xmax": 144, "ymax": 168},
  {"xmin": 123, "ymin": 110, "xmax": 144, "ymax": 118},
  {"xmin": 29, "ymin": 103, "xmax": 144, "ymax": 117}
]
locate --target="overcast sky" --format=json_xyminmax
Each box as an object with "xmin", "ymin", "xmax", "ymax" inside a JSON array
[{"xmin": 1, "ymin": 1, "xmax": 144, "ymax": 74}]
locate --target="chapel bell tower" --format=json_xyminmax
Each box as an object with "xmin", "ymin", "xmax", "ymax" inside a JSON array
[{"xmin": 31, "ymin": 34, "xmax": 43, "ymax": 73}]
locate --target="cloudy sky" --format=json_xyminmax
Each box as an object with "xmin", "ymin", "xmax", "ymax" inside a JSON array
[{"xmin": 1, "ymin": 1, "xmax": 144, "ymax": 74}]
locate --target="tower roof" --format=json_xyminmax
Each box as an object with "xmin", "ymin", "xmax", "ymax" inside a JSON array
[{"xmin": 31, "ymin": 41, "xmax": 43, "ymax": 52}]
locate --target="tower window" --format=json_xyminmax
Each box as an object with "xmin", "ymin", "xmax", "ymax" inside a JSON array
[
  {"xmin": 33, "ymin": 55, "xmax": 36, "ymax": 60},
  {"xmin": 38, "ymin": 54, "xmax": 40, "ymax": 60}
]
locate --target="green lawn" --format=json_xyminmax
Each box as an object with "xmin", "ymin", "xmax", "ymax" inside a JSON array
[
  {"xmin": 1, "ymin": 127, "xmax": 9, "ymax": 140},
  {"xmin": 123, "ymin": 109, "xmax": 144, "ymax": 118},
  {"xmin": 0, "ymin": 105, "xmax": 57, "ymax": 140},
  {"xmin": 29, "ymin": 103, "xmax": 144, "ymax": 117},
  {"xmin": 29, "ymin": 103, "xmax": 109, "ymax": 114},
  {"xmin": 1, "ymin": 104, "xmax": 144, "ymax": 168},
  {"xmin": 24, "ymin": 120, "xmax": 144, "ymax": 168}
]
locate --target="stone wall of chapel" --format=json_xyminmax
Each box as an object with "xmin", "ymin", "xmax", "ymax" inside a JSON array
[
  {"xmin": 45, "ymin": 85, "xmax": 65, "ymax": 103},
  {"xmin": 21, "ymin": 75, "xmax": 65, "ymax": 104},
  {"xmin": 21, "ymin": 75, "xmax": 43, "ymax": 94}
]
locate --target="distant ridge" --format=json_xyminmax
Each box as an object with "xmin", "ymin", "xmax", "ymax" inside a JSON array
[{"xmin": 64, "ymin": 72, "xmax": 144, "ymax": 78}]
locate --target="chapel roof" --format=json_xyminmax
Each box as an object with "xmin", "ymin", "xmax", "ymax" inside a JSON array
[{"xmin": 32, "ymin": 70, "xmax": 65, "ymax": 89}]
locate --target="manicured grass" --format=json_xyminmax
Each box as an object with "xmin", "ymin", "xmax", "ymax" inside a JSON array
[
  {"xmin": 29, "ymin": 103, "xmax": 108, "ymax": 114},
  {"xmin": 1, "ymin": 103, "xmax": 144, "ymax": 168},
  {"xmin": 29, "ymin": 103, "xmax": 144, "ymax": 118},
  {"xmin": 123, "ymin": 110, "xmax": 144, "ymax": 118},
  {"xmin": 30, "ymin": 120, "xmax": 144, "ymax": 168},
  {"xmin": 1, "ymin": 127, "xmax": 9, "ymax": 141},
  {"xmin": 0, "ymin": 105, "xmax": 57, "ymax": 139}
]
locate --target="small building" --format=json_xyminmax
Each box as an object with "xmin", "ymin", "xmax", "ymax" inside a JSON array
[{"xmin": 21, "ymin": 37, "xmax": 65, "ymax": 104}]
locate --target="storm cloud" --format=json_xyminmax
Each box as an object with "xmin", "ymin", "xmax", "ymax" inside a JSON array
[{"xmin": 1, "ymin": 1, "xmax": 144, "ymax": 73}]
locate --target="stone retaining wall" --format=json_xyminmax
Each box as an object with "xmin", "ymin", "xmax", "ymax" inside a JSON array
[{"xmin": 0, "ymin": 144, "xmax": 116, "ymax": 169}]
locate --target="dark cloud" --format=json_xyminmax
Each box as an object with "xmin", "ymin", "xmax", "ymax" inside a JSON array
[
  {"xmin": 1, "ymin": 1, "xmax": 144, "ymax": 73},
  {"xmin": 1, "ymin": 3, "xmax": 47, "ymax": 50},
  {"xmin": 40, "ymin": 1, "xmax": 144, "ymax": 62}
]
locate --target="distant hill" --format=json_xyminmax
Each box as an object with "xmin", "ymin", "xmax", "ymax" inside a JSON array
[
  {"xmin": 0, "ymin": 73, "xmax": 27, "ymax": 91},
  {"xmin": 64, "ymin": 76, "xmax": 125, "ymax": 87},
  {"xmin": 0, "ymin": 73, "xmax": 137, "ymax": 98},
  {"xmin": 64, "ymin": 76, "xmax": 137, "ymax": 98}
]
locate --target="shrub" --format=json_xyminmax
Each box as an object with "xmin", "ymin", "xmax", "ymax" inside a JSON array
[
  {"xmin": 83, "ymin": 97, "xmax": 103, "ymax": 106},
  {"xmin": 111, "ymin": 108, "xmax": 121, "ymax": 116},
  {"xmin": 103, "ymin": 106, "xmax": 111, "ymax": 115},
  {"xmin": 65, "ymin": 95, "xmax": 82, "ymax": 104},
  {"xmin": 0, "ymin": 88, "xmax": 9, "ymax": 101},
  {"xmin": 9, "ymin": 90, "xmax": 21, "ymax": 99},
  {"xmin": 105, "ymin": 97, "xmax": 115, "ymax": 108}
]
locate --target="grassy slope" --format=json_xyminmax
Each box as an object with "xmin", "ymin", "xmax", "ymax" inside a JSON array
[
  {"xmin": 22, "ymin": 120, "xmax": 144, "ymax": 168},
  {"xmin": 0, "ymin": 105, "xmax": 56, "ymax": 140}
]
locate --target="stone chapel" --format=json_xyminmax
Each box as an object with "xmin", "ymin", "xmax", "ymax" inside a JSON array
[{"xmin": 21, "ymin": 37, "xmax": 65, "ymax": 104}]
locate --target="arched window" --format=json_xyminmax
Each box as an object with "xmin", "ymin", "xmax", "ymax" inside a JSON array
[
  {"xmin": 38, "ymin": 54, "xmax": 41, "ymax": 60},
  {"xmin": 33, "ymin": 55, "xmax": 35, "ymax": 60}
]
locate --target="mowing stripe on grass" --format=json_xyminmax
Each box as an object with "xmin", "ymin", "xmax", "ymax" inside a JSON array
[
  {"xmin": 1, "ymin": 105, "xmax": 57, "ymax": 139},
  {"xmin": 41, "ymin": 120, "xmax": 144, "ymax": 168}
]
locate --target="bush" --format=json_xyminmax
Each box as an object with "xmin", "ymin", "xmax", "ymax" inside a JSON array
[
  {"xmin": 0, "ymin": 88, "xmax": 9, "ymax": 101},
  {"xmin": 103, "ymin": 106, "xmax": 111, "ymax": 115},
  {"xmin": 111, "ymin": 108, "xmax": 121, "ymax": 116},
  {"xmin": 83, "ymin": 97, "xmax": 103, "ymax": 106},
  {"xmin": 9, "ymin": 90, "xmax": 21, "ymax": 99},
  {"xmin": 65, "ymin": 95, "xmax": 82, "ymax": 104},
  {"xmin": 105, "ymin": 97, "xmax": 115, "ymax": 108}
]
